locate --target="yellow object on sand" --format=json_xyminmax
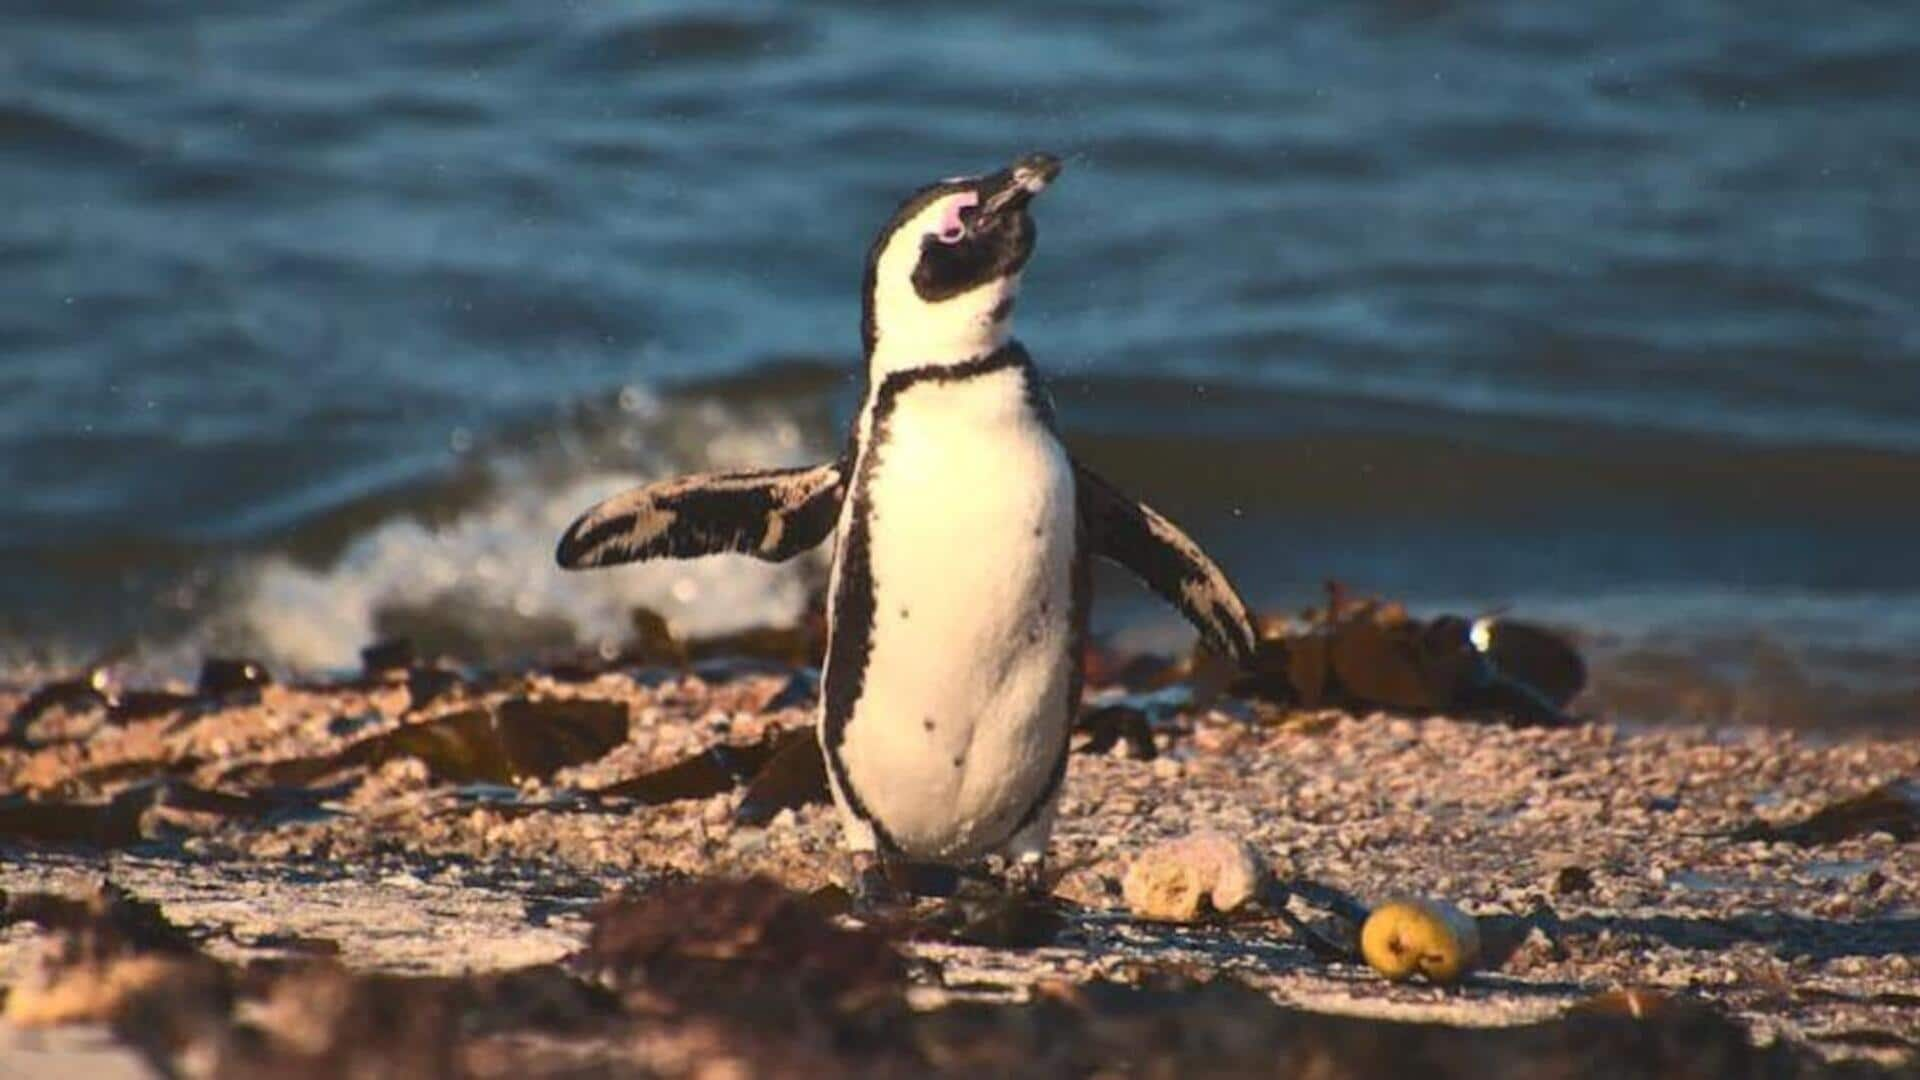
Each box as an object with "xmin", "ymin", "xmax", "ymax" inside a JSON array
[{"xmin": 1359, "ymin": 898, "xmax": 1482, "ymax": 984}]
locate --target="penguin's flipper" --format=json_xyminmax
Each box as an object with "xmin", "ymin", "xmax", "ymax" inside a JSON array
[
  {"xmin": 556, "ymin": 461, "xmax": 846, "ymax": 569},
  {"xmin": 1074, "ymin": 462, "xmax": 1258, "ymax": 665}
]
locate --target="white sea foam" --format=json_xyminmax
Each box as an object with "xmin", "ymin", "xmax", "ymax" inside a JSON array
[{"xmin": 228, "ymin": 393, "xmax": 830, "ymax": 675}]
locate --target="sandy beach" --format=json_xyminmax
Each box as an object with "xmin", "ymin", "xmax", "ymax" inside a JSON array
[{"xmin": 1, "ymin": 648, "xmax": 1913, "ymax": 1076}]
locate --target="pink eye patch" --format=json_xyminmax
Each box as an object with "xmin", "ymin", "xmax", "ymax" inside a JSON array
[{"xmin": 932, "ymin": 192, "xmax": 978, "ymax": 243}]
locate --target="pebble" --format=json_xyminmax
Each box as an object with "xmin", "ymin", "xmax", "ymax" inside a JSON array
[
  {"xmin": 1122, "ymin": 831, "xmax": 1267, "ymax": 922},
  {"xmin": 1125, "ymin": 861, "xmax": 1207, "ymax": 922},
  {"xmin": 1549, "ymin": 866, "xmax": 1594, "ymax": 896}
]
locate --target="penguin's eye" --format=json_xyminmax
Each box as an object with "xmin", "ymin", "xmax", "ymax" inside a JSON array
[{"xmin": 929, "ymin": 193, "xmax": 978, "ymax": 246}]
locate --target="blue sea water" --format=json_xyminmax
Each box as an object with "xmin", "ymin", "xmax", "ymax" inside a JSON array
[{"xmin": 1, "ymin": 1, "xmax": 1916, "ymax": 727}]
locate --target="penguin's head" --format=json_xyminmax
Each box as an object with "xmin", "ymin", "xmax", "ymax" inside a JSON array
[{"xmin": 861, "ymin": 152, "xmax": 1062, "ymax": 372}]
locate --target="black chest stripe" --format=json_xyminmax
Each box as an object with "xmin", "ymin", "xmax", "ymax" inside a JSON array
[{"xmin": 819, "ymin": 343, "xmax": 1041, "ymax": 848}]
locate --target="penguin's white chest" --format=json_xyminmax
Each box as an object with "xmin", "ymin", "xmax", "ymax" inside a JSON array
[{"xmin": 831, "ymin": 370, "xmax": 1078, "ymax": 860}]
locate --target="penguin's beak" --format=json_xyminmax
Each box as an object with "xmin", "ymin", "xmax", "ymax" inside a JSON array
[{"xmin": 978, "ymin": 152, "xmax": 1062, "ymax": 220}]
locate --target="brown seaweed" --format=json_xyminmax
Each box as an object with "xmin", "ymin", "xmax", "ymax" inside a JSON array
[
  {"xmin": 0, "ymin": 791, "xmax": 149, "ymax": 848},
  {"xmin": 0, "ymin": 875, "xmax": 1866, "ymax": 1078},
  {"xmin": 266, "ymin": 698, "xmax": 628, "ymax": 787},
  {"xmin": 111, "ymin": 689, "xmax": 202, "ymax": 721},
  {"xmin": 359, "ymin": 637, "xmax": 416, "ymax": 677},
  {"xmin": 626, "ymin": 608, "xmax": 690, "ymax": 667},
  {"xmin": 6, "ymin": 669, "xmax": 112, "ymax": 741},
  {"xmin": 5, "ymin": 881, "xmax": 199, "ymax": 956},
  {"xmin": 403, "ymin": 665, "xmax": 465, "ymax": 712},
  {"xmin": 916, "ymin": 892, "xmax": 1071, "ymax": 949},
  {"xmin": 196, "ymin": 657, "xmax": 272, "ymax": 698},
  {"xmin": 1730, "ymin": 780, "xmax": 1920, "ymax": 846},
  {"xmin": 592, "ymin": 727, "xmax": 787, "ymax": 804},
  {"xmin": 625, "ymin": 606, "xmax": 824, "ymax": 672},
  {"xmin": 734, "ymin": 726, "xmax": 831, "ymax": 825},
  {"xmin": 1223, "ymin": 584, "xmax": 1582, "ymax": 726},
  {"xmin": 579, "ymin": 877, "xmax": 905, "ymax": 1010},
  {"xmin": 1074, "ymin": 704, "xmax": 1158, "ymax": 760},
  {"xmin": 0, "ymin": 780, "xmax": 336, "ymax": 849},
  {"xmin": 1478, "ymin": 618, "xmax": 1586, "ymax": 708},
  {"xmin": 8, "ymin": 672, "xmax": 203, "ymax": 736}
]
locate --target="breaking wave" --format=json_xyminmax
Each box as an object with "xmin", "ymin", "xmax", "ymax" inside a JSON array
[{"xmin": 159, "ymin": 379, "xmax": 838, "ymax": 680}]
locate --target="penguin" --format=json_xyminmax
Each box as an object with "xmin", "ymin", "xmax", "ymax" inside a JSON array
[{"xmin": 557, "ymin": 153, "xmax": 1257, "ymax": 896}]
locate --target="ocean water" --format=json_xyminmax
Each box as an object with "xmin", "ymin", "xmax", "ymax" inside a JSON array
[{"xmin": 2, "ymin": 1, "xmax": 1916, "ymax": 728}]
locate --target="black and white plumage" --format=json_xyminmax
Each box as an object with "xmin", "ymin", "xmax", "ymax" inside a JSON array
[
  {"xmin": 557, "ymin": 464, "xmax": 845, "ymax": 568},
  {"xmin": 558, "ymin": 153, "xmax": 1256, "ymax": 888}
]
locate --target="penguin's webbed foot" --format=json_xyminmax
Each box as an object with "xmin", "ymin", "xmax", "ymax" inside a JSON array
[
  {"xmin": 848, "ymin": 850, "xmax": 897, "ymax": 911},
  {"xmin": 1003, "ymin": 854, "xmax": 1049, "ymax": 899}
]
